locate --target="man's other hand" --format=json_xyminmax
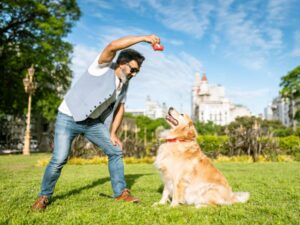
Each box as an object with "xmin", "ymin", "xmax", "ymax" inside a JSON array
[{"xmin": 110, "ymin": 133, "xmax": 123, "ymax": 149}]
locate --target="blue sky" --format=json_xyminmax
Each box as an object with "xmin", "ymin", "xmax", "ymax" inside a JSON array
[{"xmin": 66, "ymin": 0, "xmax": 300, "ymax": 116}]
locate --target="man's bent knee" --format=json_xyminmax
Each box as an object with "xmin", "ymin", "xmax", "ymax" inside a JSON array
[{"xmin": 104, "ymin": 145, "xmax": 123, "ymax": 158}]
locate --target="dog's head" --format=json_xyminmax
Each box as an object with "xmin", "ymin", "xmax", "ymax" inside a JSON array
[{"xmin": 164, "ymin": 107, "xmax": 197, "ymax": 141}]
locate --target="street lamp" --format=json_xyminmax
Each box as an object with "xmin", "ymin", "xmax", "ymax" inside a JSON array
[
  {"xmin": 133, "ymin": 125, "xmax": 140, "ymax": 140},
  {"xmin": 22, "ymin": 65, "xmax": 37, "ymax": 155},
  {"xmin": 122, "ymin": 123, "xmax": 129, "ymax": 140}
]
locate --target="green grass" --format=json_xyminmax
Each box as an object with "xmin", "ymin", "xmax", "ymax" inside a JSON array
[{"xmin": 1, "ymin": 154, "xmax": 300, "ymax": 225}]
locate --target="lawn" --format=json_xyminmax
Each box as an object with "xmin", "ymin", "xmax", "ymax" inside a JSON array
[{"xmin": 0, "ymin": 154, "xmax": 300, "ymax": 225}]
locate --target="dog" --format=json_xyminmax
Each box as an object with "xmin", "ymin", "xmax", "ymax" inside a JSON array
[{"xmin": 154, "ymin": 107, "xmax": 250, "ymax": 208}]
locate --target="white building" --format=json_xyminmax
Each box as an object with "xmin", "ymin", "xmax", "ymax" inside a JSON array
[
  {"xmin": 264, "ymin": 104, "xmax": 273, "ymax": 120},
  {"xmin": 126, "ymin": 96, "xmax": 168, "ymax": 119},
  {"xmin": 264, "ymin": 96, "xmax": 296, "ymax": 127},
  {"xmin": 192, "ymin": 73, "xmax": 251, "ymax": 125}
]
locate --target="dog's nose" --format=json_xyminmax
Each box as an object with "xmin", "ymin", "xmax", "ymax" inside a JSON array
[{"xmin": 168, "ymin": 107, "xmax": 174, "ymax": 114}]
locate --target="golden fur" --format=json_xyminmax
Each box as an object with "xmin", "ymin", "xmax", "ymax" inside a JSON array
[{"xmin": 154, "ymin": 108, "xmax": 249, "ymax": 208}]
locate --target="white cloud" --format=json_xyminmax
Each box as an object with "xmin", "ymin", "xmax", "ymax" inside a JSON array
[
  {"xmin": 121, "ymin": 0, "xmax": 289, "ymax": 70},
  {"xmin": 291, "ymin": 31, "xmax": 300, "ymax": 57},
  {"xmin": 226, "ymin": 87, "xmax": 276, "ymax": 115},
  {"xmin": 168, "ymin": 39, "xmax": 184, "ymax": 46},
  {"xmin": 267, "ymin": 0, "xmax": 291, "ymax": 26},
  {"xmin": 122, "ymin": 0, "xmax": 214, "ymax": 39},
  {"xmin": 227, "ymin": 88, "xmax": 271, "ymax": 98},
  {"xmin": 123, "ymin": 0, "xmax": 141, "ymax": 8},
  {"xmin": 291, "ymin": 49, "xmax": 300, "ymax": 57},
  {"xmin": 214, "ymin": 0, "xmax": 285, "ymax": 69},
  {"xmin": 91, "ymin": 13, "xmax": 104, "ymax": 19},
  {"xmin": 85, "ymin": 0, "xmax": 112, "ymax": 9},
  {"xmin": 70, "ymin": 44, "xmax": 99, "ymax": 84}
]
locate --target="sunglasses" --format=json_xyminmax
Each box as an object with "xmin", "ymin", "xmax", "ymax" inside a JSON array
[{"xmin": 126, "ymin": 63, "xmax": 140, "ymax": 74}]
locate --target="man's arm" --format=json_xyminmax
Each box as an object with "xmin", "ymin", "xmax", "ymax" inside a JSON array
[
  {"xmin": 110, "ymin": 103, "xmax": 125, "ymax": 148},
  {"xmin": 98, "ymin": 35, "xmax": 160, "ymax": 64}
]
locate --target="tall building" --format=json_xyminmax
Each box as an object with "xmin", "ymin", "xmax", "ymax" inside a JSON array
[
  {"xmin": 264, "ymin": 95, "xmax": 299, "ymax": 128},
  {"xmin": 126, "ymin": 96, "xmax": 168, "ymax": 119},
  {"xmin": 192, "ymin": 73, "xmax": 251, "ymax": 125}
]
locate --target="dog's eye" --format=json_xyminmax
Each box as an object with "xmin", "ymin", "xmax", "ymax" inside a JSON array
[{"xmin": 180, "ymin": 114, "xmax": 184, "ymax": 116}]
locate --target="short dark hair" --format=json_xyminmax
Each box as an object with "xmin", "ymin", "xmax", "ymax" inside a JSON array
[{"xmin": 116, "ymin": 49, "xmax": 145, "ymax": 67}]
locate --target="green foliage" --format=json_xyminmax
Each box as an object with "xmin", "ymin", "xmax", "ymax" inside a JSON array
[
  {"xmin": 196, "ymin": 134, "xmax": 300, "ymax": 159},
  {"xmin": 278, "ymin": 135, "xmax": 300, "ymax": 155},
  {"xmin": 272, "ymin": 128, "xmax": 294, "ymax": 137},
  {"xmin": 194, "ymin": 121, "xmax": 222, "ymax": 135},
  {"xmin": 197, "ymin": 135, "xmax": 228, "ymax": 157},
  {"xmin": 1, "ymin": 154, "xmax": 300, "ymax": 224},
  {"xmin": 0, "ymin": 0, "xmax": 81, "ymax": 121},
  {"xmin": 214, "ymin": 154, "xmax": 294, "ymax": 163},
  {"xmin": 295, "ymin": 126, "xmax": 300, "ymax": 136},
  {"xmin": 134, "ymin": 115, "xmax": 170, "ymax": 141},
  {"xmin": 280, "ymin": 66, "xmax": 300, "ymax": 122},
  {"xmin": 226, "ymin": 116, "xmax": 280, "ymax": 161},
  {"xmin": 227, "ymin": 116, "xmax": 260, "ymax": 131}
]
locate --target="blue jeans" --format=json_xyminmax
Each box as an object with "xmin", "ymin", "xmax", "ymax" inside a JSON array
[{"xmin": 39, "ymin": 112, "xmax": 126, "ymax": 198}]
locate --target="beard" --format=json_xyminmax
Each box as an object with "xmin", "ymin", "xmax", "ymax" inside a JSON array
[{"xmin": 120, "ymin": 69, "xmax": 132, "ymax": 83}]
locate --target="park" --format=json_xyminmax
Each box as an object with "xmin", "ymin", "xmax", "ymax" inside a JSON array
[
  {"xmin": 1, "ymin": 0, "xmax": 300, "ymax": 224},
  {"xmin": 1, "ymin": 154, "xmax": 300, "ymax": 224}
]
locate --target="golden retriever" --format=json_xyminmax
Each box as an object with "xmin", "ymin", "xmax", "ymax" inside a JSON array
[{"xmin": 154, "ymin": 107, "xmax": 250, "ymax": 208}]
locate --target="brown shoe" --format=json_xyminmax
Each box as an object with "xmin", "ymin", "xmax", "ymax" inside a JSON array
[
  {"xmin": 115, "ymin": 189, "xmax": 140, "ymax": 203},
  {"xmin": 32, "ymin": 196, "xmax": 49, "ymax": 210}
]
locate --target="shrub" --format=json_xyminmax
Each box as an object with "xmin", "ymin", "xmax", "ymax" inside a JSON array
[
  {"xmin": 197, "ymin": 135, "xmax": 228, "ymax": 157},
  {"xmin": 36, "ymin": 156, "xmax": 155, "ymax": 166},
  {"xmin": 213, "ymin": 154, "xmax": 294, "ymax": 163},
  {"xmin": 278, "ymin": 135, "xmax": 300, "ymax": 155},
  {"xmin": 272, "ymin": 128, "xmax": 294, "ymax": 137}
]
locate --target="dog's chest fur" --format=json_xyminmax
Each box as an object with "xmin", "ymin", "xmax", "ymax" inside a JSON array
[{"xmin": 154, "ymin": 142, "xmax": 199, "ymax": 179}]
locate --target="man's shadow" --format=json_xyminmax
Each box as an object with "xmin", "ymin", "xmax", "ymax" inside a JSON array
[{"xmin": 51, "ymin": 173, "xmax": 153, "ymax": 202}]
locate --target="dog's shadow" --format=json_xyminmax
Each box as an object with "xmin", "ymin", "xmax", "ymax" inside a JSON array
[
  {"xmin": 51, "ymin": 173, "xmax": 152, "ymax": 202},
  {"xmin": 157, "ymin": 184, "xmax": 164, "ymax": 193}
]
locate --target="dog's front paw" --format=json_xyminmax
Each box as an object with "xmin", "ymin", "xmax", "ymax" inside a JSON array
[
  {"xmin": 152, "ymin": 202, "xmax": 161, "ymax": 207},
  {"xmin": 170, "ymin": 201, "xmax": 179, "ymax": 208},
  {"xmin": 152, "ymin": 200, "xmax": 167, "ymax": 207}
]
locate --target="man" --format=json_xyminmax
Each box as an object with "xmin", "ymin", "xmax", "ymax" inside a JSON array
[{"xmin": 32, "ymin": 34, "xmax": 161, "ymax": 210}]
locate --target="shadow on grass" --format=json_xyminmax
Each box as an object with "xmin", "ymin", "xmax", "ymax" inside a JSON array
[
  {"xmin": 157, "ymin": 184, "xmax": 164, "ymax": 193},
  {"xmin": 52, "ymin": 173, "xmax": 153, "ymax": 202}
]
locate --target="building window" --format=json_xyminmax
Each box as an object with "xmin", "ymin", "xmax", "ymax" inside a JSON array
[{"xmin": 195, "ymin": 106, "xmax": 199, "ymax": 120}]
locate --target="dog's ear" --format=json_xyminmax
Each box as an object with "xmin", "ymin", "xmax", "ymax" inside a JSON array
[
  {"xmin": 185, "ymin": 118, "xmax": 197, "ymax": 139},
  {"xmin": 186, "ymin": 127, "xmax": 197, "ymax": 140},
  {"xmin": 175, "ymin": 124, "xmax": 196, "ymax": 140}
]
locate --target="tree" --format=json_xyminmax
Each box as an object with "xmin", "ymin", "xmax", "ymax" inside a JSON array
[
  {"xmin": 194, "ymin": 121, "xmax": 222, "ymax": 135},
  {"xmin": 226, "ymin": 116, "xmax": 279, "ymax": 161},
  {"xmin": 135, "ymin": 115, "xmax": 170, "ymax": 141},
  {"xmin": 0, "ymin": 0, "xmax": 81, "ymax": 121},
  {"xmin": 280, "ymin": 66, "xmax": 300, "ymax": 123}
]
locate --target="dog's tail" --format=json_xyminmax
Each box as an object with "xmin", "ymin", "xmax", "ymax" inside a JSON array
[{"xmin": 233, "ymin": 192, "xmax": 250, "ymax": 203}]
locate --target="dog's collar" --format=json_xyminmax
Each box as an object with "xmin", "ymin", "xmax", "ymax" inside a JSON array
[{"xmin": 165, "ymin": 138, "xmax": 186, "ymax": 143}]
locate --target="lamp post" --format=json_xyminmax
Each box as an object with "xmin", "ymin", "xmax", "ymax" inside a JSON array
[
  {"xmin": 122, "ymin": 123, "xmax": 128, "ymax": 140},
  {"xmin": 133, "ymin": 125, "xmax": 140, "ymax": 141},
  {"xmin": 22, "ymin": 65, "xmax": 37, "ymax": 155}
]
